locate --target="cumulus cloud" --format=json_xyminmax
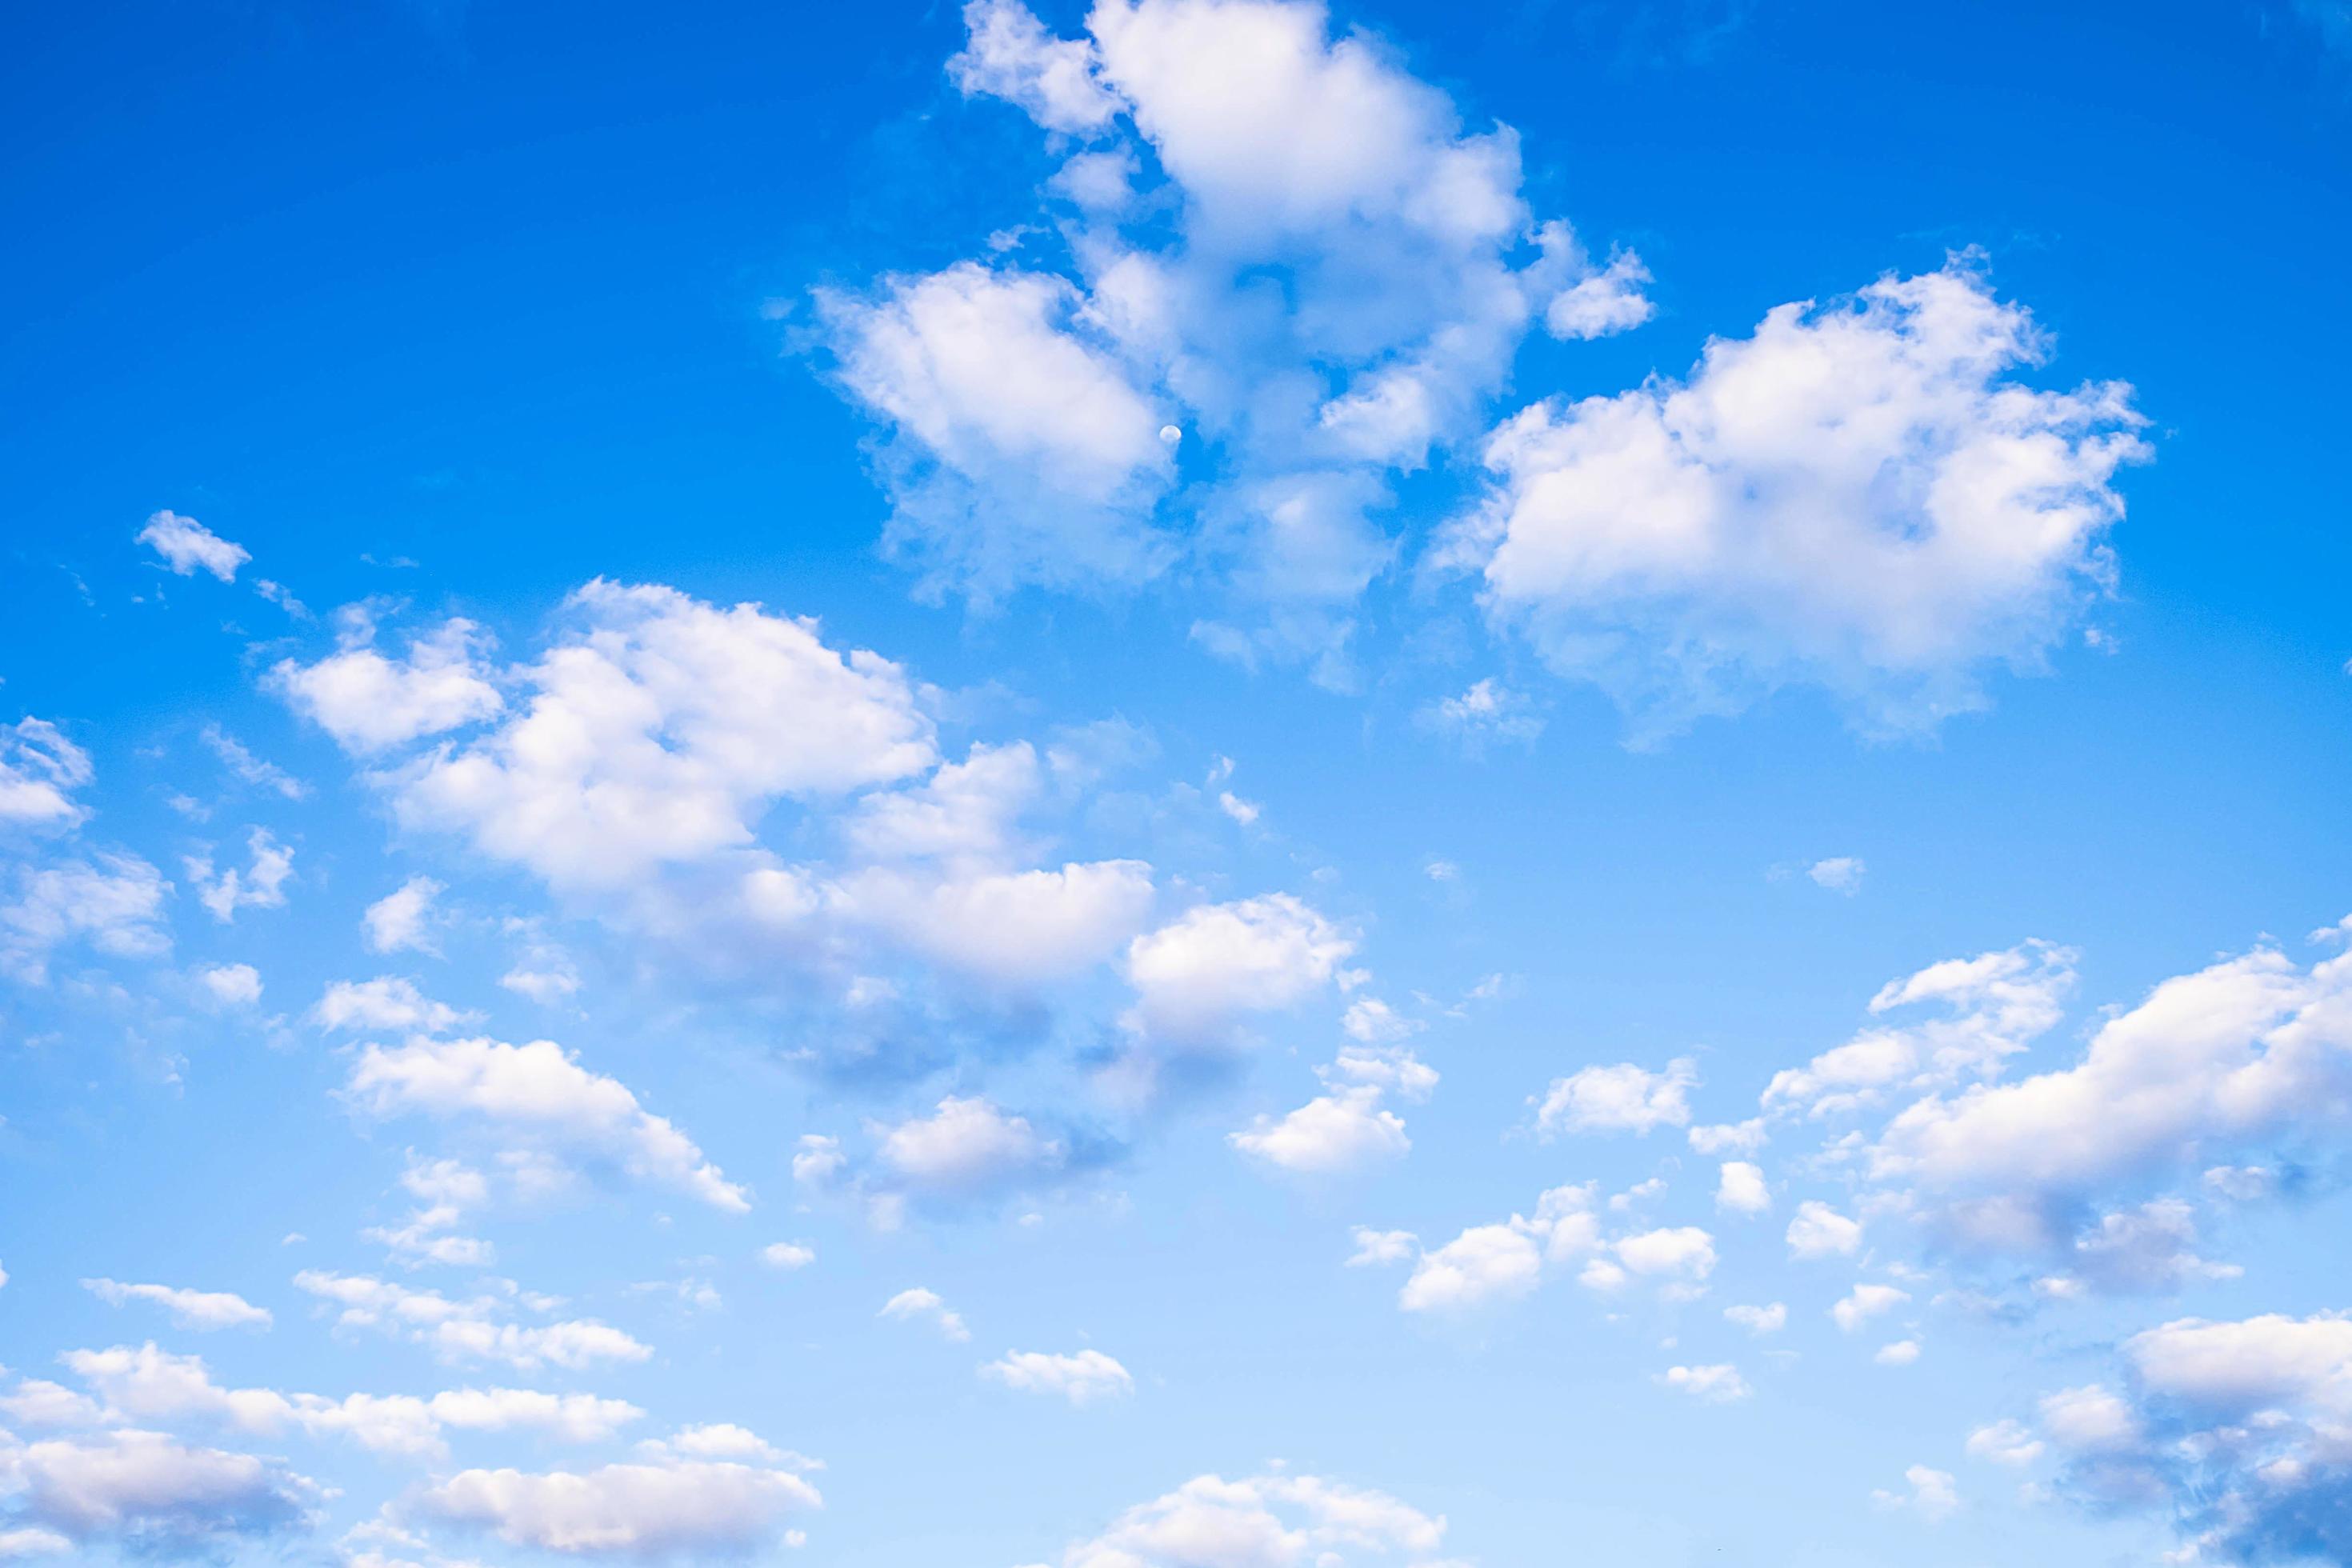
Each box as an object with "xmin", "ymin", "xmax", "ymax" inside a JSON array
[
  {"xmin": 1786, "ymin": 1201, "xmax": 1862, "ymax": 1260},
  {"xmin": 271, "ymin": 618, "xmax": 503, "ymax": 755},
  {"xmin": 1715, "ymin": 1161, "xmax": 1770, "ymax": 1214},
  {"xmin": 294, "ymin": 1271, "xmax": 651, "ymax": 1370},
  {"xmin": 195, "ymin": 962, "xmax": 262, "ymax": 1006},
  {"xmin": 980, "ymin": 1349, "xmax": 1134, "ymax": 1405},
  {"xmin": 828, "ymin": 0, "xmax": 1653, "ymax": 666},
  {"xmin": 136, "ymin": 511, "xmax": 249, "ymax": 582},
  {"xmin": 1831, "ymin": 1282, "xmax": 1910, "ymax": 1332},
  {"xmin": 1396, "ymin": 1184, "xmax": 1601, "ymax": 1313},
  {"xmin": 82, "ymin": 1280, "xmax": 271, "ymax": 1332},
  {"xmin": 870, "ymin": 1096, "xmax": 1066, "ymax": 1196},
  {"xmin": 1230, "ymin": 1085, "xmax": 1408, "ymax": 1173},
  {"xmin": 364, "ymin": 877, "xmax": 445, "ymax": 956},
  {"xmin": 0, "ymin": 1426, "xmax": 311, "ymax": 1551},
  {"xmin": 314, "ymin": 977, "xmax": 476, "ymax": 1036},
  {"xmin": 879, "ymin": 1287, "xmax": 970, "ymax": 1342},
  {"xmin": 0, "ymin": 719, "xmax": 94, "ymax": 830},
  {"xmin": 1872, "ymin": 1465, "xmax": 1957, "ymax": 1522},
  {"xmin": 1724, "ymin": 1302, "xmax": 1786, "ymax": 1335},
  {"xmin": 1446, "ymin": 258, "xmax": 2147, "ymax": 734},
  {"xmin": 344, "ymin": 1033, "xmax": 749, "ymax": 1213},
  {"xmin": 1661, "ymin": 1364, "xmax": 1751, "ymax": 1403},
  {"xmin": 1026, "ymin": 1469, "xmax": 1446, "ymax": 1568},
  {"xmin": 1122, "ymin": 894, "xmax": 1355, "ymax": 1046},
  {"xmin": 1534, "ymin": 1058, "xmax": 1696, "ymax": 1136},
  {"xmin": 0, "ymin": 852, "xmax": 171, "ymax": 982},
  {"xmin": 412, "ymin": 1456, "xmax": 819, "ymax": 1557}
]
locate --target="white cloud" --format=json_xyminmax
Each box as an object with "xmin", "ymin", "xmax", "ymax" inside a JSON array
[
  {"xmin": 195, "ymin": 962, "xmax": 262, "ymax": 1006},
  {"xmin": 137, "ymin": 510, "xmax": 249, "ymax": 582},
  {"xmin": 950, "ymin": 0, "xmax": 1125, "ymax": 134},
  {"xmin": 294, "ymin": 1270, "xmax": 651, "ymax": 1370},
  {"xmin": 198, "ymin": 726, "xmax": 306, "ymax": 802},
  {"xmin": 1806, "ymin": 856, "xmax": 1866, "ymax": 895},
  {"xmin": 314, "ymin": 976, "xmax": 474, "ymax": 1035},
  {"xmin": 1419, "ymin": 678, "xmax": 1543, "ymax": 746},
  {"xmin": 413, "ymin": 1457, "xmax": 819, "ymax": 1557},
  {"xmin": 1122, "ymin": 894, "xmax": 1354, "ymax": 1046},
  {"xmin": 1715, "ymin": 1161, "xmax": 1770, "ymax": 1214},
  {"xmin": 1687, "ymin": 1118, "xmax": 1766, "ymax": 1155},
  {"xmin": 1231, "ymin": 1086, "xmax": 1408, "ymax": 1174},
  {"xmin": 1028, "ymin": 1469, "xmax": 1445, "ymax": 1568},
  {"xmin": 271, "ymin": 617, "xmax": 503, "ymax": 755},
  {"xmin": 1534, "ymin": 1058, "xmax": 1696, "ymax": 1136},
  {"xmin": 1871, "ymin": 922, "xmax": 2352, "ymax": 1199},
  {"xmin": 344, "ymin": 1034, "xmax": 749, "ymax": 1212},
  {"xmin": 981, "ymin": 1350, "xmax": 1134, "ymax": 1405},
  {"xmin": 1340, "ymin": 998, "xmax": 1420, "ymax": 1045},
  {"xmin": 1874, "ymin": 1339, "xmax": 1922, "ymax": 1366},
  {"xmin": 1546, "ymin": 249, "xmax": 1655, "ymax": 340},
  {"xmin": 1450, "ymin": 259, "xmax": 2147, "ymax": 734},
  {"xmin": 831, "ymin": 860, "xmax": 1156, "ymax": 986},
  {"xmin": 1831, "ymin": 1282, "xmax": 1909, "ymax": 1333},
  {"xmin": 1398, "ymin": 1223, "xmax": 1543, "ymax": 1314},
  {"xmin": 1, "ymin": 852, "xmax": 172, "ymax": 982},
  {"xmin": 183, "ymin": 828, "xmax": 294, "ymax": 923},
  {"xmin": 2035, "ymin": 1383, "xmax": 2141, "ymax": 1451},
  {"xmin": 758, "ymin": 1242, "xmax": 814, "ymax": 1270},
  {"xmin": 879, "ymin": 1287, "xmax": 970, "ymax": 1342},
  {"xmin": 82, "ymin": 1280, "xmax": 271, "ymax": 1331},
  {"xmin": 364, "ymin": 877, "xmax": 444, "ymax": 956},
  {"xmin": 1346, "ymin": 1227, "xmax": 1417, "ymax": 1267},
  {"xmin": 1872, "ymin": 1465, "xmax": 1957, "ymax": 1522},
  {"xmin": 1964, "ymin": 1418, "xmax": 2044, "ymax": 1467},
  {"xmin": 380, "ymin": 582, "xmax": 934, "ymax": 890},
  {"xmin": 1766, "ymin": 940, "xmax": 2074, "ymax": 1117},
  {"xmin": 1786, "ymin": 1200, "xmax": 1863, "ymax": 1260},
  {"xmin": 0, "ymin": 718, "xmax": 93, "ymax": 830},
  {"xmin": 0, "ymin": 1426, "xmax": 311, "ymax": 1548},
  {"xmin": 872, "ymin": 1096, "xmax": 1065, "ymax": 1195},
  {"xmin": 1610, "ymin": 1226, "xmax": 1717, "ymax": 1285},
  {"xmin": 1661, "ymin": 1364, "xmax": 1750, "ymax": 1403},
  {"xmin": 1724, "ymin": 1302, "xmax": 1786, "ymax": 1335}
]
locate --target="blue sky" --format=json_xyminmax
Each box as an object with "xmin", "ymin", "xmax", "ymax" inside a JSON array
[{"xmin": 3, "ymin": 1, "xmax": 2351, "ymax": 1564}]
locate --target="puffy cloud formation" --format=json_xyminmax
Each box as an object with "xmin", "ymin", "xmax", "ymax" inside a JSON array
[
  {"xmin": 377, "ymin": 582, "xmax": 934, "ymax": 890},
  {"xmin": 1661, "ymin": 1364, "xmax": 1751, "ymax": 1403},
  {"xmin": 363, "ymin": 877, "xmax": 444, "ymax": 955},
  {"xmin": 826, "ymin": 0, "xmax": 1652, "ymax": 661},
  {"xmin": 412, "ymin": 1456, "xmax": 820, "ymax": 1557},
  {"xmin": 1027, "ymin": 1469, "xmax": 1447, "ymax": 1568},
  {"xmin": 183, "ymin": 828, "xmax": 294, "ymax": 923},
  {"xmin": 871, "ymin": 1097, "xmax": 1066, "ymax": 1195},
  {"xmin": 314, "ymin": 976, "xmax": 475, "ymax": 1035},
  {"xmin": 293, "ymin": 1271, "xmax": 651, "ymax": 1370},
  {"xmin": 194, "ymin": 962, "xmax": 262, "ymax": 1006},
  {"xmin": 1785, "ymin": 1201, "xmax": 1862, "ymax": 1260},
  {"xmin": 271, "ymin": 618, "xmax": 504, "ymax": 754},
  {"xmin": 878, "ymin": 1287, "xmax": 970, "ymax": 1342},
  {"xmin": 1535, "ymin": 1057, "xmax": 1697, "ymax": 1135},
  {"xmin": 1994, "ymin": 1312, "xmax": 2352, "ymax": 1565},
  {"xmin": 0, "ymin": 1428, "xmax": 310, "ymax": 1553},
  {"xmin": 1446, "ymin": 258, "xmax": 2147, "ymax": 733},
  {"xmin": 1831, "ymin": 1282, "xmax": 1910, "ymax": 1332},
  {"xmin": 344, "ymin": 1033, "xmax": 749, "ymax": 1213},
  {"xmin": 1123, "ymin": 894, "xmax": 1354, "ymax": 1046},
  {"xmin": 1231, "ymin": 1085, "xmax": 1408, "ymax": 1172},
  {"xmin": 1765, "ymin": 940, "xmax": 2074, "ymax": 1118},
  {"xmin": 0, "ymin": 719, "xmax": 93, "ymax": 830},
  {"xmin": 81, "ymin": 1280, "xmax": 271, "ymax": 1332},
  {"xmin": 980, "ymin": 1349, "xmax": 1134, "ymax": 1405},
  {"xmin": 0, "ymin": 852, "xmax": 171, "ymax": 983},
  {"xmin": 1871, "ymin": 1465, "xmax": 1957, "ymax": 1522},
  {"xmin": 135, "ymin": 510, "xmax": 249, "ymax": 582},
  {"xmin": 1715, "ymin": 1161, "xmax": 1770, "ymax": 1214},
  {"xmin": 1388, "ymin": 1184, "xmax": 1651, "ymax": 1313},
  {"xmin": 1871, "ymin": 922, "xmax": 2352, "ymax": 1202}
]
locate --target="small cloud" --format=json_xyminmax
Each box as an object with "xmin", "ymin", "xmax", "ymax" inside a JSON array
[{"xmin": 1806, "ymin": 857, "xmax": 1866, "ymax": 895}]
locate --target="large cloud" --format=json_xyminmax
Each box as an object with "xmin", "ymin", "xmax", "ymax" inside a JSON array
[{"xmin": 1445, "ymin": 258, "xmax": 2147, "ymax": 733}]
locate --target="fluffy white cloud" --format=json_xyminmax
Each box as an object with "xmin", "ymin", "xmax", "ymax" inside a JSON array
[
  {"xmin": 1610, "ymin": 1226, "xmax": 1717, "ymax": 1285},
  {"xmin": 1806, "ymin": 856, "xmax": 1866, "ymax": 895},
  {"xmin": 981, "ymin": 1350, "xmax": 1134, "ymax": 1405},
  {"xmin": 1964, "ymin": 1418, "xmax": 2043, "ymax": 1466},
  {"xmin": 1346, "ymin": 1227, "xmax": 1417, "ymax": 1267},
  {"xmin": 294, "ymin": 1271, "xmax": 651, "ymax": 1370},
  {"xmin": 1871, "ymin": 1465, "xmax": 1956, "ymax": 1522},
  {"xmin": 834, "ymin": 0, "xmax": 1650, "ymax": 663},
  {"xmin": 183, "ymin": 828, "xmax": 294, "ymax": 923},
  {"xmin": 1449, "ymin": 259, "xmax": 2146, "ymax": 733},
  {"xmin": 1230, "ymin": 1086, "xmax": 1408, "ymax": 1173},
  {"xmin": 830, "ymin": 860, "xmax": 1156, "ymax": 986},
  {"xmin": 412, "ymin": 1457, "xmax": 819, "ymax": 1556},
  {"xmin": 1786, "ymin": 1201, "xmax": 1863, "ymax": 1260},
  {"xmin": 364, "ymin": 877, "xmax": 444, "ymax": 955},
  {"xmin": 1874, "ymin": 1340, "xmax": 1922, "ymax": 1366},
  {"xmin": 194, "ymin": 962, "xmax": 262, "ymax": 1006},
  {"xmin": 0, "ymin": 719, "xmax": 93, "ymax": 830},
  {"xmin": 1715, "ymin": 1161, "xmax": 1770, "ymax": 1214},
  {"xmin": 879, "ymin": 1287, "xmax": 970, "ymax": 1342},
  {"xmin": 82, "ymin": 1280, "xmax": 271, "ymax": 1332},
  {"xmin": 1398, "ymin": 1224, "xmax": 1543, "ymax": 1314},
  {"xmin": 758, "ymin": 1242, "xmax": 814, "ymax": 1270},
  {"xmin": 0, "ymin": 1427, "xmax": 311, "ymax": 1548},
  {"xmin": 1534, "ymin": 1058, "xmax": 1696, "ymax": 1136},
  {"xmin": 136, "ymin": 510, "xmax": 249, "ymax": 582},
  {"xmin": 0, "ymin": 852, "xmax": 171, "ymax": 982},
  {"xmin": 1122, "ymin": 894, "xmax": 1354, "ymax": 1045},
  {"xmin": 1661, "ymin": 1364, "xmax": 1750, "ymax": 1403},
  {"xmin": 1766, "ymin": 940, "xmax": 2074, "ymax": 1117},
  {"xmin": 1871, "ymin": 922, "xmax": 2352, "ymax": 1199},
  {"xmin": 1029, "ymin": 1470, "xmax": 1446, "ymax": 1568},
  {"xmin": 314, "ymin": 976, "xmax": 475, "ymax": 1035},
  {"xmin": 1831, "ymin": 1282, "xmax": 1910, "ymax": 1332},
  {"xmin": 272, "ymin": 618, "xmax": 503, "ymax": 755},
  {"xmin": 1724, "ymin": 1302, "xmax": 1786, "ymax": 1336},
  {"xmin": 378, "ymin": 582, "xmax": 934, "ymax": 890},
  {"xmin": 345, "ymin": 1034, "xmax": 748, "ymax": 1212},
  {"xmin": 871, "ymin": 1096, "xmax": 1065, "ymax": 1195}
]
